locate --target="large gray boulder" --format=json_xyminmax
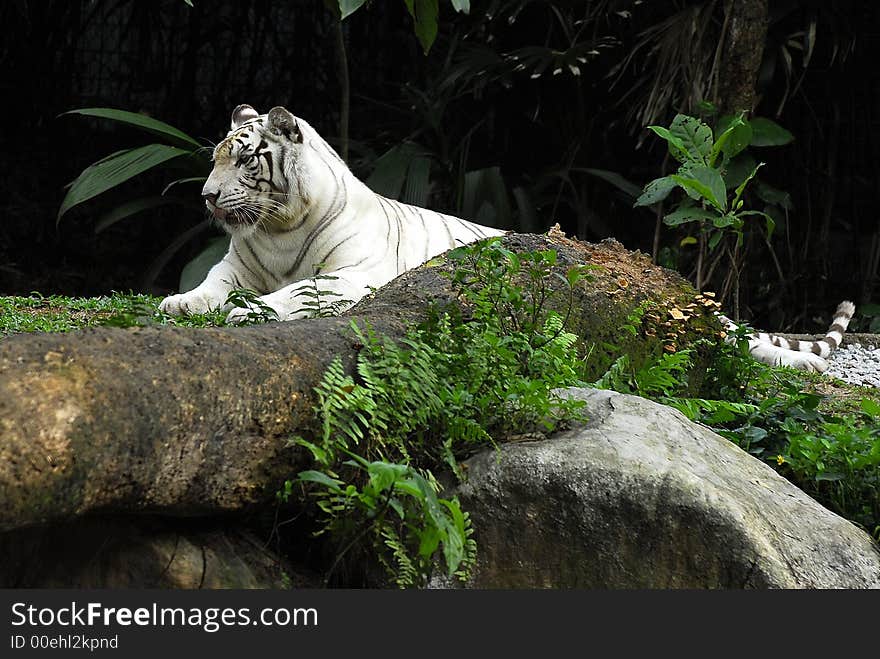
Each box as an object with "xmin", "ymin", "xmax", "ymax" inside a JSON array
[{"xmin": 453, "ymin": 388, "xmax": 880, "ymax": 588}]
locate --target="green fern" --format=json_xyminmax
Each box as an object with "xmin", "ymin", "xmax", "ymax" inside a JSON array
[
  {"xmin": 224, "ymin": 288, "xmax": 279, "ymax": 324},
  {"xmin": 594, "ymin": 349, "xmax": 693, "ymax": 399},
  {"xmin": 289, "ymin": 239, "xmax": 592, "ymax": 587},
  {"xmin": 665, "ymin": 397, "xmax": 759, "ymax": 423},
  {"xmin": 292, "ymin": 268, "xmax": 354, "ymax": 318},
  {"xmin": 380, "ymin": 527, "xmax": 421, "ymax": 588}
]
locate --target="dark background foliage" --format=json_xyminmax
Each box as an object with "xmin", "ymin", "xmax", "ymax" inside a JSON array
[{"xmin": 0, "ymin": 0, "xmax": 877, "ymax": 330}]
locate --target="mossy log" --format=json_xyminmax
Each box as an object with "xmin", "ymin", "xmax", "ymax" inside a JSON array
[{"xmin": 0, "ymin": 232, "xmax": 716, "ymax": 532}]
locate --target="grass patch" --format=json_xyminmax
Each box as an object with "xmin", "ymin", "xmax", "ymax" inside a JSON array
[{"xmin": 0, "ymin": 293, "xmax": 227, "ymax": 336}]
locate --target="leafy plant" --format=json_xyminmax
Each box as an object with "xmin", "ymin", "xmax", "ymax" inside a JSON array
[
  {"xmin": 58, "ymin": 108, "xmax": 214, "ymax": 287},
  {"xmin": 347, "ymin": 1, "xmax": 624, "ymax": 235},
  {"xmin": 849, "ymin": 302, "xmax": 880, "ymax": 333},
  {"xmin": 58, "ymin": 108, "xmax": 209, "ymax": 226},
  {"xmin": 292, "ymin": 269, "xmax": 354, "ymax": 319},
  {"xmin": 635, "ymin": 112, "xmax": 793, "ymax": 314},
  {"xmin": 287, "ymin": 352, "xmax": 476, "ymax": 588},
  {"xmin": 594, "ymin": 349, "xmax": 694, "ymax": 400},
  {"xmin": 223, "ymin": 288, "xmax": 280, "ymax": 325},
  {"xmin": 591, "ymin": 308, "xmax": 880, "ymax": 540},
  {"xmin": 715, "ymin": 378, "xmax": 880, "ymax": 539},
  {"xmin": 328, "ymin": 0, "xmax": 471, "ymax": 54},
  {"xmin": 672, "ymin": 339, "xmax": 880, "ymax": 539},
  {"xmin": 780, "ymin": 400, "xmax": 880, "ymax": 536},
  {"xmin": 286, "ymin": 238, "xmax": 592, "ymax": 586}
]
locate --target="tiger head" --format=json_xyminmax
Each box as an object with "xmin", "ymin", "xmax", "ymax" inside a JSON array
[{"xmin": 201, "ymin": 104, "xmax": 307, "ymax": 235}]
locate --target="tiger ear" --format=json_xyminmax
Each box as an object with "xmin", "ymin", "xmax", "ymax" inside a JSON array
[
  {"xmin": 267, "ymin": 106, "xmax": 303, "ymax": 144},
  {"xmin": 231, "ymin": 104, "xmax": 259, "ymax": 130}
]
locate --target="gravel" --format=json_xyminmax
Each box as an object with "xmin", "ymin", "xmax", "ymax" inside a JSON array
[{"xmin": 825, "ymin": 342, "xmax": 880, "ymax": 387}]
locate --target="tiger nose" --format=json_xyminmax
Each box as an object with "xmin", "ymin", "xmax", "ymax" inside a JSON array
[{"xmin": 201, "ymin": 190, "xmax": 219, "ymax": 204}]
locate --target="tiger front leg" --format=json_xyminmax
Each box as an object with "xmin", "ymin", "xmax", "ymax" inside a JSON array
[
  {"xmin": 224, "ymin": 270, "xmax": 379, "ymax": 323},
  {"xmin": 159, "ymin": 258, "xmax": 245, "ymax": 317}
]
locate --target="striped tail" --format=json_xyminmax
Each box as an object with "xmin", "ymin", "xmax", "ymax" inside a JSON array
[{"xmin": 720, "ymin": 300, "xmax": 855, "ymax": 372}]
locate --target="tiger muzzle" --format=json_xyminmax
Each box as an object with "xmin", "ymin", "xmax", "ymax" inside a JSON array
[{"xmin": 206, "ymin": 201, "xmax": 249, "ymax": 227}]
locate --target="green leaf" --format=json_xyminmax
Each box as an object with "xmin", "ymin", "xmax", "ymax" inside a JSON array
[
  {"xmin": 404, "ymin": 0, "xmax": 439, "ymax": 54},
  {"xmin": 438, "ymin": 509, "xmax": 465, "ymax": 573},
  {"xmin": 564, "ymin": 265, "xmax": 588, "ymax": 287},
  {"xmin": 417, "ymin": 525, "xmax": 442, "ymax": 558},
  {"xmin": 292, "ymin": 437, "xmax": 329, "ymax": 464},
  {"xmin": 732, "ymin": 162, "xmax": 765, "ymax": 209},
  {"xmin": 749, "ymin": 118, "xmax": 795, "ymax": 146},
  {"xmin": 402, "ymin": 155, "xmax": 432, "ymax": 207},
  {"xmin": 440, "ymin": 497, "xmax": 466, "ymax": 532},
  {"xmin": 162, "ymin": 176, "xmax": 207, "ymax": 196},
  {"xmin": 736, "ymin": 210, "xmax": 776, "ymax": 238},
  {"xmin": 180, "ymin": 235, "xmax": 231, "ymax": 293},
  {"xmin": 388, "ymin": 497, "xmax": 405, "ymax": 519},
  {"xmin": 815, "ymin": 472, "xmax": 844, "ymax": 482},
  {"xmin": 449, "ymin": 0, "xmax": 470, "ymax": 11},
  {"xmin": 94, "ymin": 196, "xmax": 178, "ymax": 233},
  {"xmin": 669, "ymin": 114, "xmax": 713, "ymax": 164},
  {"xmin": 58, "ymin": 144, "xmax": 191, "ymax": 220},
  {"xmin": 712, "ymin": 114, "xmax": 752, "ymax": 163},
  {"xmin": 634, "ymin": 176, "xmax": 676, "ymax": 207},
  {"xmin": 461, "ymin": 166, "xmax": 510, "ymax": 228},
  {"xmin": 670, "ymin": 165, "xmax": 727, "ymax": 212},
  {"xmin": 712, "ymin": 214, "xmax": 737, "ymax": 228},
  {"xmin": 393, "ymin": 478, "xmax": 426, "ymax": 501},
  {"xmin": 581, "ymin": 168, "xmax": 643, "ymax": 199},
  {"xmin": 297, "ymin": 470, "xmax": 344, "ymax": 492},
  {"xmin": 860, "ymin": 398, "xmax": 880, "ymax": 416},
  {"xmin": 365, "ymin": 142, "xmax": 429, "ymax": 200},
  {"xmin": 663, "ymin": 206, "xmax": 718, "ymax": 227},
  {"xmin": 722, "ymin": 152, "xmax": 758, "ymax": 189},
  {"xmin": 647, "ymin": 126, "xmax": 690, "ymax": 163},
  {"xmin": 61, "ymin": 108, "xmax": 201, "ymax": 149},
  {"xmin": 368, "ymin": 461, "xmax": 409, "ymax": 493},
  {"xmin": 142, "ymin": 219, "xmax": 213, "ymax": 288},
  {"xmin": 765, "ymin": 213, "xmax": 776, "ymax": 239},
  {"xmin": 696, "ymin": 100, "xmax": 718, "ymax": 116},
  {"xmin": 754, "ymin": 181, "xmax": 793, "ymax": 210},
  {"xmin": 708, "ymin": 230, "xmax": 725, "ymax": 251},
  {"xmin": 338, "ymin": 0, "xmax": 368, "ymax": 19}
]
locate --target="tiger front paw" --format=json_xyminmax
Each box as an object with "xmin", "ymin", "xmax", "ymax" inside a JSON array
[
  {"xmin": 159, "ymin": 290, "xmax": 225, "ymax": 316},
  {"xmin": 224, "ymin": 300, "xmax": 282, "ymax": 325}
]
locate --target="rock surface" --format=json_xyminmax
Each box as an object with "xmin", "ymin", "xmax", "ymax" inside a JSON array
[
  {"xmin": 452, "ymin": 388, "xmax": 880, "ymax": 588},
  {"xmin": 0, "ymin": 518, "xmax": 318, "ymax": 588}
]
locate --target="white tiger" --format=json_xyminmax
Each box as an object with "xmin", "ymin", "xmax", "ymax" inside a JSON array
[
  {"xmin": 160, "ymin": 104, "xmax": 854, "ymax": 372},
  {"xmin": 159, "ymin": 104, "xmax": 504, "ymax": 323}
]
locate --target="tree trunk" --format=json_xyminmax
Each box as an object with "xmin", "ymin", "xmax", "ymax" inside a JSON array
[
  {"xmin": 717, "ymin": 0, "xmax": 768, "ymax": 117},
  {"xmin": 0, "ymin": 233, "xmax": 714, "ymax": 533}
]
